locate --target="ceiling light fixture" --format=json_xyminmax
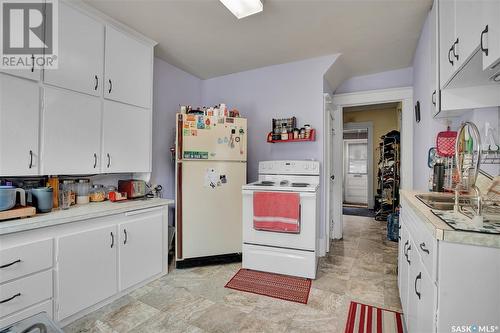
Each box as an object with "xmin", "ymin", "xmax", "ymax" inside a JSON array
[{"xmin": 219, "ymin": 0, "xmax": 263, "ymax": 19}]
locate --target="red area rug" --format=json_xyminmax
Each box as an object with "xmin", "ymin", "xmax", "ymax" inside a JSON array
[
  {"xmin": 224, "ymin": 269, "xmax": 312, "ymax": 304},
  {"xmin": 345, "ymin": 301, "xmax": 406, "ymax": 333}
]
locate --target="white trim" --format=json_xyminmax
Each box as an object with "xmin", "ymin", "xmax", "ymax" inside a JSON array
[
  {"xmin": 343, "ymin": 121, "xmax": 374, "ymax": 209},
  {"xmin": 325, "ymin": 87, "xmax": 413, "ymax": 240}
]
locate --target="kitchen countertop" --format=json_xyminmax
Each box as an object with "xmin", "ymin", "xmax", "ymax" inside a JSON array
[
  {"xmin": 0, "ymin": 198, "xmax": 174, "ymax": 236},
  {"xmin": 401, "ymin": 190, "xmax": 500, "ymax": 249}
]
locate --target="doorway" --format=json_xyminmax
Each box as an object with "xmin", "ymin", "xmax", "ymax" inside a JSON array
[
  {"xmin": 324, "ymin": 87, "xmax": 413, "ymax": 240},
  {"xmin": 343, "ymin": 130, "xmax": 369, "ymax": 207}
]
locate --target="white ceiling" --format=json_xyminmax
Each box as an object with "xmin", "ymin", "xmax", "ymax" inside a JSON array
[{"xmin": 84, "ymin": 0, "xmax": 432, "ymax": 80}]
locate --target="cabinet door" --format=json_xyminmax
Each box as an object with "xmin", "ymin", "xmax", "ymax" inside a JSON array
[
  {"xmin": 44, "ymin": 2, "xmax": 104, "ymax": 96},
  {"xmin": 102, "ymin": 100, "xmax": 151, "ymax": 173},
  {"xmin": 42, "ymin": 88, "xmax": 101, "ymax": 175},
  {"xmin": 481, "ymin": 0, "xmax": 500, "ymax": 70},
  {"xmin": 417, "ymin": 269, "xmax": 437, "ymax": 333},
  {"xmin": 439, "ymin": 0, "xmax": 456, "ymax": 87},
  {"xmin": 430, "ymin": 2, "xmax": 440, "ymax": 116},
  {"xmin": 406, "ymin": 238, "xmax": 419, "ymax": 333},
  {"xmin": 57, "ymin": 225, "xmax": 118, "ymax": 320},
  {"xmin": 398, "ymin": 224, "xmax": 410, "ymax": 315},
  {"xmin": 0, "ymin": 74, "xmax": 39, "ymax": 176},
  {"xmin": 104, "ymin": 26, "xmax": 152, "ymax": 108},
  {"xmin": 454, "ymin": 0, "xmax": 483, "ymax": 67},
  {"xmin": 119, "ymin": 209, "xmax": 163, "ymax": 290}
]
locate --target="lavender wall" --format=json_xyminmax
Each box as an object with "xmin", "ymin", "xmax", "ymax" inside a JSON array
[
  {"xmin": 201, "ymin": 55, "xmax": 337, "ymax": 182},
  {"xmin": 336, "ymin": 67, "xmax": 413, "ymax": 94},
  {"xmin": 151, "ymin": 58, "xmax": 202, "ymax": 199}
]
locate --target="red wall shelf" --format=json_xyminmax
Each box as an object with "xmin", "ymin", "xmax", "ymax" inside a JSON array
[{"xmin": 267, "ymin": 129, "xmax": 316, "ymax": 143}]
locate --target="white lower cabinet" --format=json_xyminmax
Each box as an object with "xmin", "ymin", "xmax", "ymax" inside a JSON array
[
  {"xmin": 57, "ymin": 225, "xmax": 118, "ymax": 320},
  {"xmin": 399, "ymin": 199, "xmax": 500, "ymax": 333},
  {"xmin": 119, "ymin": 209, "xmax": 163, "ymax": 291}
]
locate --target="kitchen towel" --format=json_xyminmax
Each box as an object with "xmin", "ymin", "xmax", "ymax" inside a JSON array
[{"xmin": 253, "ymin": 192, "xmax": 300, "ymax": 233}]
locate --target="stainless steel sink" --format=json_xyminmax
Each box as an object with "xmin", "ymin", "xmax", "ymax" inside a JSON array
[{"xmin": 415, "ymin": 193, "xmax": 472, "ymax": 211}]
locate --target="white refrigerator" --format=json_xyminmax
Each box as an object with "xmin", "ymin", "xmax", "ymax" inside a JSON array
[{"xmin": 175, "ymin": 113, "xmax": 247, "ymax": 266}]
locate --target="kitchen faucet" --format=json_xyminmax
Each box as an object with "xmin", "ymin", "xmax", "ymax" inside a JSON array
[{"xmin": 454, "ymin": 121, "xmax": 483, "ymax": 227}]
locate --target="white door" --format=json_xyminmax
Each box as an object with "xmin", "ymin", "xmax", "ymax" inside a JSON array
[
  {"xmin": 102, "ymin": 100, "xmax": 151, "ymax": 173},
  {"xmin": 482, "ymin": 0, "xmax": 500, "ymax": 70},
  {"xmin": 331, "ymin": 105, "xmax": 343, "ymax": 239},
  {"xmin": 44, "ymin": 2, "xmax": 104, "ymax": 96},
  {"xmin": 104, "ymin": 26, "xmax": 152, "ymax": 108},
  {"xmin": 42, "ymin": 88, "xmax": 101, "ymax": 175},
  {"xmin": 454, "ymin": 0, "xmax": 482, "ymax": 67},
  {"xmin": 119, "ymin": 209, "xmax": 163, "ymax": 290},
  {"xmin": 0, "ymin": 75, "xmax": 40, "ymax": 176},
  {"xmin": 180, "ymin": 160, "xmax": 246, "ymax": 259},
  {"xmin": 439, "ymin": 0, "xmax": 456, "ymax": 87},
  {"xmin": 344, "ymin": 140, "xmax": 368, "ymax": 205},
  {"xmin": 57, "ymin": 225, "xmax": 118, "ymax": 320}
]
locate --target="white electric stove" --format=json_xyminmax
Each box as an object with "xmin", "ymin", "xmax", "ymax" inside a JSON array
[{"xmin": 241, "ymin": 160, "xmax": 320, "ymax": 279}]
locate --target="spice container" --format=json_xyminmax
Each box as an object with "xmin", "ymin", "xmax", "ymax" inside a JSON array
[
  {"xmin": 76, "ymin": 179, "xmax": 90, "ymax": 205},
  {"xmin": 90, "ymin": 184, "xmax": 106, "ymax": 202},
  {"xmin": 280, "ymin": 125, "xmax": 288, "ymax": 140},
  {"xmin": 293, "ymin": 128, "xmax": 299, "ymax": 139},
  {"xmin": 304, "ymin": 124, "xmax": 311, "ymax": 139},
  {"xmin": 300, "ymin": 128, "xmax": 306, "ymax": 139}
]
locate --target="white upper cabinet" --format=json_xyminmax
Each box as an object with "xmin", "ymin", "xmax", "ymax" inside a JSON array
[
  {"xmin": 104, "ymin": 26, "xmax": 152, "ymax": 109},
  {"xmin": 481, "ymin": 0, "xmax": 500, "ymax": 71},
  {"xmin": 439, "ymin": 0, "xmax": 456, "ymax": 87},
  {"xmin": 44, "ymin": 2, "xmax": 104, "ymax": 96},
  {"xmin": 454, "ymin": 0, "xmax": 483, "ymax": 67},
  {"xmin": 0, "ymin": 75, "xmax": 40, "ymax": 176},
  {"xmin": 42, "ymin": 88, "xmax": 101, "ymax": 175},
  {"xmin": 102, "ymin": 100, "xmax": 151, "ymax": 173}
]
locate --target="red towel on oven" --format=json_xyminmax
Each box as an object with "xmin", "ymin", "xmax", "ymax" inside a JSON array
[{"xmin": 253, "ymin": 192, "xmax": 300, "ymax": 233}]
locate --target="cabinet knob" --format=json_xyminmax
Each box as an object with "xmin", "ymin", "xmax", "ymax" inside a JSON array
[
  {"xmin": 414, "ymin": 272, "xmax": 422, "ymax": 300},
  {"xmin": 94, "ymin": 75, "xmax": 99, "ymax": 91},
  {"xmin": 107, "ymin": 153, "xmax": 111, "ymax": 168},
  {"xmin": 481, "ymin": 25, "xmax": 489, "ymax": 56},
  {"xmin": 29, "ymin": 150, "xmax": 33, "ymax": 169},
  {"xmin": 110, "ymin": 232, "xmax": 115, "ymax": 248},
  {"xmin": 123, "ymin": 229, "xmax": 128, "ymax": 245},
  {"xmin": 93, "ymin": 153, "xmax": 97, "ymax": 169},
  {"xmin": 448, "ymin": 46, "xmax": 454, "ymax": 66},
  {"xmin": 108, "ymin": 79, "xmax": 113, "ymax": 94}
]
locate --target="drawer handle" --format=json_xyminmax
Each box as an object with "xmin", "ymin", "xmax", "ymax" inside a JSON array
[
  {"xmin": 29, "ymin": 150, "xmax": 33, "ymax": 169},
  {"xmin": 406, "ymin": 243, "xmax": 411, "ymax": 265},
  {"xmin": 94, "ymin": 75, "xmax": 99, "ymax": 91},
  {"xmin": 448, "ymin": 46, "xmax": 454, "ymax": 66},
  {"xmin": 0, "ymin": 259, "xmax": 21, "ymax": 269},
  {"xmin": 453, "ymin": 38, "xmax": 459, "ymax": 61},
  {"xmin": 415, "ymin": 272, "xmax": 422, "ymax": 300},
  {"xmin": 0, "ymin": 293, "xmax": 21, "ymax": 304},
  {"xmin": 107, "ymin": 153, "xmax": 111, "ymax": 168},
  {"xmin": 93, "ymin": 153, "xmax": 98, "ymax": 169},
  {"xmin": 110, "ymin": 232, "xmax": 115, "ymax": 248},
  {"xmin": 419, "ymin": 242, "xmax": 430, "ymax": 254},
  {"xmin": 432, "ymin": 90, "xmax": 436, "ymax": 106},
  {"xmin": 108, "ymin": 79, "xmax": 112, "ymax": 94},
  {"xmin": 123, "ymin": 229, "xmax": 128, "ymax": 245}
]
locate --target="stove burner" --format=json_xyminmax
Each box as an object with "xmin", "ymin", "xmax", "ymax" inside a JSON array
[{"xmin": 291, "ymin": 182, "xmax": 309, "ymax": 187}]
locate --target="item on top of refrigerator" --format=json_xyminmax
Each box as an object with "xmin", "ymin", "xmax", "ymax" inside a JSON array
[
  {"xmin": 229, "ymin": 109, "xmax": 240, "ymax": 118},
  {"xmin": 76, "ymin": 179, "xmax": 90, "ymax": 205},
  {"xmin": 47, "ymin": 176, "xmax": 59, "ymax": 209},
  {"xmin": 109, "ymin": 191, "xmax": 127, "ymax": 202},
  {"xmin": 90, "ymin": 184, "xmax": 106, "ymax": 202}
]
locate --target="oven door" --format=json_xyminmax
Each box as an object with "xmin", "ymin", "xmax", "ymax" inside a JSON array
[{"xmin": 242, "ymin": 190, "xmax": 318, "ymax": 251}]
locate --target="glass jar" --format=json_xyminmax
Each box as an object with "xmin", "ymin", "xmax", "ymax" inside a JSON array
[
  {"xmin": 304, "ymin": 124, "xmax": 311, "ymax": 139},
  {"xmin": 89, "ymin": 184, "xmax": 106, "ymax": 202},
  {"xmin": 76, "ymin": 179, "xmax": 90, "ymax": 205},
  {"xmin": 61, "ymin": 180, "xmax": 76, "ymax": 205}
]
